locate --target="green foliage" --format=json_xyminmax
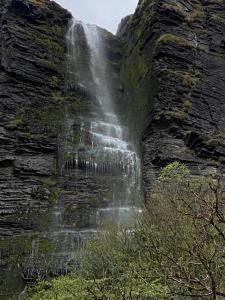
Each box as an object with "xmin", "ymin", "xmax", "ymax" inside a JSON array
[
  {"xmin": 29, "ymin": 164, "xmax": 225, "ymax": 299},
  {"xmin": 158, "ymin": 161, "xmax": 190, "ymax": 181},
  {"xmin": 29, "ymin": 277, "xmax": 87, "ymax": 300},
  {"xmin": 143, "ymin": 167, "xmax": 225, "ymax": 298},
  {"xmin": 29, "ymin": 275, "xmax": 168, "ymax": 300},
  {"xmin": 29, "ymin": 227, "xmax": 170, "ymax": 299}
]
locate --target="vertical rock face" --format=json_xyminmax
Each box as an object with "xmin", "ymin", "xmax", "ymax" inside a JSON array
[
  {"xmin": 0, "ymin": 0, "xmax": 70, "ymax": 234},
  {"xmin": 119, "ymin": 0, "xmax": 225, "ymax": 196},
  {"xmin": 0, "ymin": 0, "xmax": 71, "ymax": 296}
]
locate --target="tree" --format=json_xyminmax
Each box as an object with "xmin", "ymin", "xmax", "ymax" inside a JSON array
[{"xmin": 138, "ymin": 162, "xmax": 225, "ymax": 299}]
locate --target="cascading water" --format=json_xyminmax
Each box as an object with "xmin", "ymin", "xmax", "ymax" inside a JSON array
[{"xmin": 63, "ymin": 19, "xmax": 142, "ymax": 227}]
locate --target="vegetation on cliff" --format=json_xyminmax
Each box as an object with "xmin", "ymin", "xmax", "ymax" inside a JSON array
[{"xmin": 29, "ymin": 163, "xmax": 225, "ymax": 299}]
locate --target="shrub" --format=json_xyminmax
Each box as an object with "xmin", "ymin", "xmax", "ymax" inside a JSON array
[{"xmin": 158, "ymin": 161, "xmax": 190, "ymax": 181}]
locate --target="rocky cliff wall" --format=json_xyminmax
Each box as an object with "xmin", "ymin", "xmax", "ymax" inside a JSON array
[
  {"xmin": 0, "ymin": 0, "xmax": 70, "ymax": 235},
  {"xmin": 119, "ymin": 0, "xmax": 225, "ymax": 196},
  {"xmin": 0, "ymin": 0, "xmax": 71, "ymax": 296}
]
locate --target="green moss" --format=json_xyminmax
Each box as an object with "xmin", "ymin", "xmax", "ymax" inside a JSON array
[
  {"xmin": 207, "ymin": 0, "xmax": 223, "ymax": 3},
  {"xmin": 211, "ymin": 14, "xmax": 225, "ymax": 24},
  {"xmin": 161, "ymin": 3, "xmax": 204, "ymax": 24},
  {"xmin": 62, "ymin": 152, "xmax": 74, "ymax": 160},
  {"xmin": 120, "ymin": 43, "xmax": 151, "ymax": 135},
  {"xmin": 28, "ymin": 0, "xmax": 47, "ymax": 6},
  {"xmin": 162, "ymin": 3, "xmax": 185, "ymax": 16},
  {"xmin": 207, "ymin": 130, "xmax": 225, "ymax": 146},
  {"xmin": 42, "ymin": 177, "xmax": 57, "ymax": 188},
  {"xmin": 168, "ymin": 69, "xmax": 201, "ymax": 116},
  {"xmin": 41, "ymin": 177, "xmax": 59, "ymax": 206},
  {"xmin": 21, "ymin": 133, "xmax": 49, "ymax": 141},
  {"xmin": 7, "ymin": 110, "xmax": 25, "ymax": 129},
  {"xmin": 50, "ymin": 76, "xmax": 61, "ymax": 88},
  {"xmin": 36, "ymin": 57, "xmax": 61, "ymax": 69},
  {"xmin": 14, "ymin": 25, "xmax": 27, "ymax": 34},
  {"xmin": 185, "ymin": 8, "xmax": 204, "ymax": 23},
  {"xmin": 66, "ymin": 95, "xmax": 93, "ymax": 115},
  {"xmin": 7, "ymin": 115, "xmax": 23, "ymax": 129},
  {"xmin": 51, "ymin": 91, "xmax": 64, "ymax": 103},
  {"xmin": 157, "ymin": 33, "xmax": 191, "ymax": 47},
  {"xmin": 183, "ymin": 97, "xmax": 192, "ymax": 110},
  {"xmin": 0, "ymin": 232, "xmax": 55, "ymax": 268},
  {"xmin": 167, "ymin": 110, "xmax": 188, "ymax": 120},
  {"xmin": 125, "ymin": 50, "xmax": 148, "ymax": 87},
  {"xmin": 37, "ymin": 37, "xmax": 64, "ymax": 53},
  {"xmin": 182, "ymin": 72, "xmax": 200, "ymax": 87},
  {"xmin": 27, "ymin": 103, "xmax": 65, "ymax": 136},
  {"xmin": 49, "ymin": 190, "xmax": 59, "ymax": 206}
]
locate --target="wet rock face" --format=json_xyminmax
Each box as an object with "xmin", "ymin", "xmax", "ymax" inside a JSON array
[
  {"xmin": 0, "ymin": 3, "xmax": 126, "ymax": 296},
  {"xmin": 119, "ymin": 0, "xmax": 225, "ymax": 196},
  {"xmin": 0, "ymin": 0, "xmax": 71, "ymax": 234}
]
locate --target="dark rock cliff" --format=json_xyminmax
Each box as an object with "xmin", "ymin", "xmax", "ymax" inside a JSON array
[
  {"xmin": 0, "ymin": 0, "xmax": 71, "ymax": 296},
  {"xmin": 0, "ymin": 0, "xmax": 70, "ymax": 235},
  {"xmin": 118, "ymin": 0, "xmax": 225, "ymax": 196}
]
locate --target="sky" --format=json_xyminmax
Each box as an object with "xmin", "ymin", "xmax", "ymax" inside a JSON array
[{"xmin": 55, "ymin": 0, "xmax": 138, "ymax": 34}]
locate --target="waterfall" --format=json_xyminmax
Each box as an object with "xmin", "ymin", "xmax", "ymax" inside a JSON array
[
  {"xmin": 63, "ymin": 19, "xmax": 142, "ymax": 224},
  {"xmin": 22, "ymin": 19, "xmax": 143, "ymax": 276}
]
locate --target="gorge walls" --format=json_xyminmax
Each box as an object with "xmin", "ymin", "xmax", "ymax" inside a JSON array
[{"xmin": 118, "ymin": 0, "xmax": 225, "ymax": 196}]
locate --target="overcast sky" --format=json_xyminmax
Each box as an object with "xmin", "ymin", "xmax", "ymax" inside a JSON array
[{"xmin": 55, "ymin": 0, "xmax": 138, "ymax": 34}]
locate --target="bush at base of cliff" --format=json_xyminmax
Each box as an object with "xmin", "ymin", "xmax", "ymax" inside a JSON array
[
  {"xmin": 29, "ymin": 276, "xmax": 167, "ymax": 300},
  {"xmin": 139, "ymin": 164, "xmax": 225, "ymax": 299},
  {"xmin": 29, "ymin": 162, "xmax": 225, "ymax": 299}
]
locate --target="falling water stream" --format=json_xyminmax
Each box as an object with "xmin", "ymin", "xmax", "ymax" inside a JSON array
[
  {"xmin": 63, "ymin": 19, "xmax": 142, "ymax": 228},
  {"xmin": 45, "ymin": 20, "xmax": 142, "ymax": 268}
]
